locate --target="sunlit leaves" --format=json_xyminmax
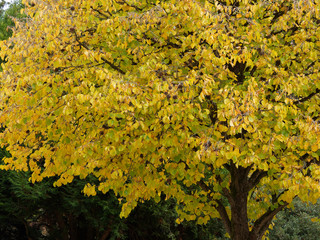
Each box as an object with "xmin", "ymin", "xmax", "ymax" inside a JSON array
[{"xmin": 0, "ymin": 0, "xmax": 319, "ymax": 231}]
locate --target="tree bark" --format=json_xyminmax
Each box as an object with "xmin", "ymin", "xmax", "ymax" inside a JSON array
[
  {"xmin": 216, "ymin": 163, "xmax": 287, "ymax": 240},
  {"xmin": 67, "ymin": 214, "xmax": 78, "ymax": 240},
  {"xmin": 22, "ymin": 219, "xmax": 33, "ymax": 240},
  {"xmin": 230, "ymin": 192, "xmax": 250, "ymax": 240},
  {"xmin": 229, "ymin": 164, "xmax": 251, "ymax": 240},
  {"xmin": 99, "ymin": 227, "xmax": 112, "ymax": 240},
  {"xmin": 55, "ymin": 211, "xmax": 69, "ymax": 240}
]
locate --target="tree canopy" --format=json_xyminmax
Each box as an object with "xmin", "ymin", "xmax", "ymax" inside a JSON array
[
  {"xmin": 0, "ymin": 0, "xmax": 23, "ymax": 41},
  {"xmin": 0, "ymin": 0, "xmax": 319, "ymax": 239}
]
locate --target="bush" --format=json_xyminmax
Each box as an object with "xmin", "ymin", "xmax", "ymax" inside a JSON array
[{"xmin": 268, "ymin": 198, "xmax": 320, "ymax": 240}]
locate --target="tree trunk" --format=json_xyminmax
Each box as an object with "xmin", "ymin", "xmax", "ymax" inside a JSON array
[
  {"xmin": 230, "ymin": 192, "xmax": 250, "ymax": 240},
  {"xmin": 99, "ymin": 227, "xmax": 111, "ymax": 240},
  {"xmin": 86, "ymin": 225, "xmax": 95, "ymax": 240},
  {"xmin": 55, "ymin": 211, "xmax": 69, "ymax": 240},
  {"xmin": 215, "ymin": 163, "xmax": 287, "ymax": 240},
  {"xmin": 68, "ymin": 214, "xmax": 78, "ymax": 240},
  {"xmin": 22, "ymin": 219, "xmax": 33, "ymax": 240},
  {"xmin": 229, "ymin": 165, "xmax": 251, "ymax": 240}
]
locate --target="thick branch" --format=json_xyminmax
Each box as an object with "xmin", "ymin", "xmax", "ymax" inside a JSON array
[
  {"xmin": 215, "ymin": 175, "xmax": 233, "ymax": 204},
  {"xmin": 248, "ymin": 169, "xmax": 268, "ymax": 192},
  {"xmin": 117, "ymin": 0, "xmax": 142, "ymax": 11},
  {"xmin": 270, "ymin": 2, "xmax": 292, "ymax": 24},
  {"xmin": 223, "ymin": 163, "xmax": 231, "ymax": 172},
  {"xmin": 271, "ymin": 189, "xmax": 288, "ymax": 204},
  {"xmin": 71, "ymin": 30, "xmax": 126, "ymax": 75},
  {"xmin": 198, "ymin": 178, "xmax": 232, "ymax": 202},
  {"xmin": 215, "ymin": 199, "xmax": 232, "ymax": 237},
  {"xmin": 198, "ymin": 179, "xmax": 232, "ymax": 236},
  {"xmin": 294, "ymin": 88, "xmax": 320, "ymax": 104},
  {"xmin": 91, "ymin": 7, "xmax": 111, "ymax": 19},
  {"xmin": 197, "ymin": 179, "xmax": 211, "ymax": 193},
  {"xmin": 250, "ymin": 202, "xmax": 288, "ymax": 239},
  {"xmin": 101, "ymin": 57, "xmax": 125, "ymax": 75},
  {"xmin": 244, "ymin": 164, "xmax": 254, "ymax": 177}
]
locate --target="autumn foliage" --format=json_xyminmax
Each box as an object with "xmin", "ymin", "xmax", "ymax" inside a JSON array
[{"xmin": 0, "ymin": 0, "xmax": 320, "ymax": 239}]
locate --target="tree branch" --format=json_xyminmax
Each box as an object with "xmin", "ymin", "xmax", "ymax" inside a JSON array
[
  {"xmin": 215, "ymin": 199, "xmax": 232, "ymax": 237},
  {"xmin": 197, "ymin": 179, "xmax": 233, "ymax": 236},
  {"xmin": 250, "ymin": 202, "xmax": 288, "ymax": 239},
  {"xmin": 294, "ymin": 88, "xmax": 320, "ymax": 104},
  {"xmin": 90, "ymin": 7, "xmax": 110, "ymax": 19},
  {"xmin": 247, "ymin": 169, "xmax": 268, "ymax": 192},
  {"xmin": 215, "ymin": 175, "xmax": 233, "ymax": 204},
  {"xmin": 197, "ymin": 179, "xmax": 211, "ymax": 193},
  {"xmin": 101, "ymin": 57, "xmax": 125, "ymax": 75},
  {"xmin": 117, "ymin": 0, "xmax": 142, "ymax": 11}
]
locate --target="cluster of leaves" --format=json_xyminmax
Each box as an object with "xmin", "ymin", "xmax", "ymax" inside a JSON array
[{"xmin": 0, "ymin": 0, "xmax": 319, "ymax": 239}]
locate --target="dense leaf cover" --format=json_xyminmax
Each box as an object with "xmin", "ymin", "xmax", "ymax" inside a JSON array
[
  {"xmin": 0, "ymin": 0, "xmax": 319, "ymax": 239},
  {"xmin": 268, "ymin": 199, "xmax": 320, "ymax": 240}
]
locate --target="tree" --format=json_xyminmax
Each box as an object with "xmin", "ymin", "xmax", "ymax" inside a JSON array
[
  {"xmin": 0, "ymin": 0, "xmax": 24, "ymax": 41},
  {"xmin": 0, "ymin": 0, "xmax": 6, "ymax": 17},
  {"xmin": 0, "ymin": 0, "xmax": 24, "ymax": 71},
  {"xmin": 0, "ymin": 3, "xmax": 227, "ymax": 239},
  {"xmin": 0, "ymin": 0, "xmax": 319, "ymax": 239}
]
